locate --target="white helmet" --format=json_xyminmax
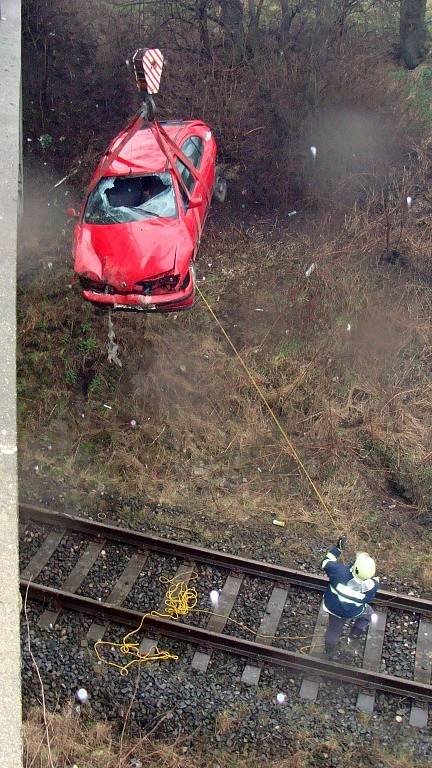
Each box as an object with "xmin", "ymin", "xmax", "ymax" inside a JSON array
[{"xmin": 353, "ymin": 552, "xmax": 376, "ymax": 582}]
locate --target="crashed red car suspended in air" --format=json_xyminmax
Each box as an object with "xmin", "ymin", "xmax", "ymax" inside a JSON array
[{"xmin": 70, "ymin": 117, "xmax": 223, "ymax": 312}]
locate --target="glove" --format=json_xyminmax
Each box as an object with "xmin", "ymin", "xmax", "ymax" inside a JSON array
[{"xmin": 336, "ymin": 536, "xmax": 347, "ymax": 550}]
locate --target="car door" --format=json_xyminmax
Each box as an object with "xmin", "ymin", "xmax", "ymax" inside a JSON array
[{"xmin": 175, "ymin": 135, "xmax": 206, "ymax": 256}]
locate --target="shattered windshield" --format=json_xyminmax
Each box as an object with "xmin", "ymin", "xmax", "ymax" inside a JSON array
[{"xmin": 84, "ymin": 172, "xmax": 177, "ymax": 224}]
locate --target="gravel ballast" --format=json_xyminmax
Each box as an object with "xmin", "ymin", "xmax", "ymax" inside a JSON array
[
  {"xmin": 37, "ymin": 532, "xmax": 89, "ymax": 588},
  {"xmin": 380, "ymin": 609, "xmax": 419, "ymax": 679},
  {"xmin": 19, "ymin": 499, "xmax": 432, "ymax": 766},
  {"xmin": 21, "ymin": 605, "xmax": 431, "ymax": 766},
  {"xmin": 76, "ymin": 542, "xmax": 136, "ymax": 602}
]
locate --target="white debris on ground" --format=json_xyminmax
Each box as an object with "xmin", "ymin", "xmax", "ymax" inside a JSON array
[
  {"xmin": 305, "ymin": 263, "xmax": 316, "ymax": 278},
  {"xmin": 75, "ymin": 688, "xmax": 88, "ymax": 704}
]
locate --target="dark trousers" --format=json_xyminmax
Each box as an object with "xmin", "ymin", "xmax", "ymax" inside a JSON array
[{"xmin": 325, "ymin": 605, "xmax": 373, "ymax": 648}]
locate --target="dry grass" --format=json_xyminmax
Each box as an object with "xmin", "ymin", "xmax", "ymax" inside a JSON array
[
  {"xmin": 18, "ymin": 170, "xmax": 432, "ymax": 587},
  {"xmin": 18, "ymin": 24, "xmax": 432, "ymax": 589},
  {"xmin": 377, "ymin": 756, "xmax": 427, "ymax": 768},
  {"xmin": 19, "ymin": 11, "xmax": 432, "ymax": 768},
  {"xmin": 421, "ymin": 564, "xmax": 432, "ymax": 590},
  {"xmin": 23, "ymin": 705, "xmax": 427, "ymax": 768},
  {"xmin": 23, "ymin": 706, "xmax": 307, "ymax": 768}
]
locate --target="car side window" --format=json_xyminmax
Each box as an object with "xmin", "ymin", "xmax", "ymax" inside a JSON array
[
  {"xmin": 176, "ymin": 136, "xmax": 203, "ymax": 209},
  {"xmin": 183, "ymin": 136, "xmax": 203, "ymax": 168}
]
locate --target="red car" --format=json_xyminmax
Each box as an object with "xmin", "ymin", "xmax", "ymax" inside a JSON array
[{"xmin": 70, "ymin": 118, "xmax": 221, "ymax": 312}]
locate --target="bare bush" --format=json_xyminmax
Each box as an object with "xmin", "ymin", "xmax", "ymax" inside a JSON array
[
  {"xmin": 23, "ymin": 705, "xmax": 307, "ymax": 767},
  {"xmin": 23, "ymin": 0, "xmax": 408, "ymax": 205}
]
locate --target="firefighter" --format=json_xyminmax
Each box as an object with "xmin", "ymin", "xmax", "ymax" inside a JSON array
[{"xmin": 321, "ymin": 538, "xmax": 379, "ymax": 658}]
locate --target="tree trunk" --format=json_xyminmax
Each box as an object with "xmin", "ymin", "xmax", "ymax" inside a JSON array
[
  {"xmin": 400, "ymin": 0, "xmax": 427, "ymax": 69},
  {"xmin": 279, "ymin": 0, "xmax": 299, "ymax": 52},
  {"xmin": 335, "ymin": 1, "xmax": 360, "ymax": 39},
  {"xmin": 218, "ymin": 0, "xmax": 245, "ymax": 61},
  {"xmin": 197, "ymin": 0, "xmax": 211, "ymax": 58},
  {"xmin": 246, "ymin": 0, "xmax": 264, "ymax": 55}
]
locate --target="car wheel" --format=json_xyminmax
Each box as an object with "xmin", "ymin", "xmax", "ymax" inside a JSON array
[{"xmin": 213, "ymin": 168, "xmax": 227, "ymax": 203}]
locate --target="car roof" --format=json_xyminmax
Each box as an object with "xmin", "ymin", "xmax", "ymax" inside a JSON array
[{"xmin": 102, "ymin": 120, "xmax": 209, "ymax": 177}]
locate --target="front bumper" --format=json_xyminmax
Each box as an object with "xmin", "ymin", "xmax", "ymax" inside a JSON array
[{"xmin": 81, "ymin": 270, "xmax": 195, "ymax": 313}]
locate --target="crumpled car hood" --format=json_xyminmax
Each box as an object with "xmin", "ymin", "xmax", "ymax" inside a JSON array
[{"xmin": 74, "ymin": 217, "xmax": 191, "ymax": 289}]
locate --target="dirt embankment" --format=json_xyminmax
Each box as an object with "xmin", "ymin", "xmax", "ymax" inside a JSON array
[{"xmin": 18, "ymin": 163, "xmax": 432, "ymax": 590}]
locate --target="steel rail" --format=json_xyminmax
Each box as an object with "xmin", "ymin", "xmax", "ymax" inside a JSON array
[
  {"xmin": 20, "ymin": 503, "xmax": 432, "ymax": 616},
  {"xmin": 22, "ymin": 580, "xmax": 432, "ymax": 702}
]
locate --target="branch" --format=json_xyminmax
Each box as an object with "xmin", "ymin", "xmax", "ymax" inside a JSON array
[{"xmin": 119, "ymin": 666, "xmax": 141, "ymax": 759}]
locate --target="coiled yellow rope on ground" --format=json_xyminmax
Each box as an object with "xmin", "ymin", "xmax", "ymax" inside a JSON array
[
  {"xmin": 94, "ymin": 575, "xmax": 197, "ymax": 674},
  {"xmin": 94, "ymin": 573, "xmax": 317, "ymax": 674}
]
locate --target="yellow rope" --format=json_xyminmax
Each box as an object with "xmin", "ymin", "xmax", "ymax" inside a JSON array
[
  {"xmin": 94, "ymin": 573, "xmax": 317, "ymax": 674},
  {"xmin": 94, "ymin": 288, "xmax": 343, "ymax": 674},
  {"xmin": 196, "ymin": 285, "xmax": 341, "ymax": 533}
]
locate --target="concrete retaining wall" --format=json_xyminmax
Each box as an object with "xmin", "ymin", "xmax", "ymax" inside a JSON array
[{"xmin": 0, "ymin": 2, "xmax": 22, "ymax": 766}]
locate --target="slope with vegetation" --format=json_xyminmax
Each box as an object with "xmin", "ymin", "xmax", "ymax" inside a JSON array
[{"xmin": 20, "ymin": 2, "xmax": 432, "ymax": 765}]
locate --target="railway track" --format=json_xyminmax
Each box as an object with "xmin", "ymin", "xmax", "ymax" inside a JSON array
[{"xmin": 20, "ymin": 503, "xmax": 432, "ymax": 728}]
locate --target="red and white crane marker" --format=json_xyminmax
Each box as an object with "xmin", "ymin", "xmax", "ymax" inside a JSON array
[{"xmin": 133, "ymin": 48, "xmax": 164, "ymax": 94}]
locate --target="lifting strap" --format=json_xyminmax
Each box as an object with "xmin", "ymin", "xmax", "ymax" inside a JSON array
[
  {"xmin": 89, "ymin": 109, "xmax": 211, "ymax": 205},
  {"xmin": 150, "ymin": 120, "xmax": 211, "ymax": 205}
]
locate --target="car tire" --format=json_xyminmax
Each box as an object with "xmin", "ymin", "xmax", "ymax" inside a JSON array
[{"xmin": 213, "ymin": 168, "xmax": 227, "ymax": 203}]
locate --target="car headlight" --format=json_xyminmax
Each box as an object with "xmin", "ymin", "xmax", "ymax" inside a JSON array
[{"xmin": 158, "ymin": 274, "xmax": 180, "ymax": 289}]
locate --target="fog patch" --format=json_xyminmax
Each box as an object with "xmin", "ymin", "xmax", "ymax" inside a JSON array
[
  {"xmin": 19, "ymin": 156, "xmax": 73, "ymax": 280},
  {"xmin": 304, "ymin": 107, "xmax": 403, "ymax": 205}
]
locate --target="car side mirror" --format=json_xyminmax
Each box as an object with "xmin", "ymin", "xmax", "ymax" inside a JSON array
[
  {"xmin": 189, "ymin": 191, "xmax": 203, "ymax": 209},
  {"xmin": 66, "ymin": 207, "xmax": 79, "ymax": 219}
]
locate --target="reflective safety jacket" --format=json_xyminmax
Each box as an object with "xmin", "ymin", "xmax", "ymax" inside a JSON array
[{"xmin": 321, "ymin": 545, "xmax": 379, "ymax": 619}]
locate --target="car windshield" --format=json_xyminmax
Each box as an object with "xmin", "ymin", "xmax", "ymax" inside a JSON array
[{"xmin": 84, "ymin": 173, "xmax": 177, "ymax": 224}]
